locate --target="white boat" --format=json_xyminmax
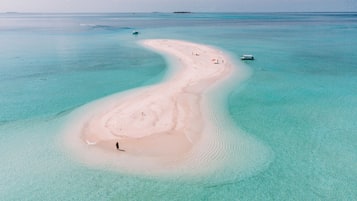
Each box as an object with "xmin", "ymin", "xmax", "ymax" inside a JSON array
[{"xmin": 241, "ymin": 55, "xmax": 254, "ymax": 60}]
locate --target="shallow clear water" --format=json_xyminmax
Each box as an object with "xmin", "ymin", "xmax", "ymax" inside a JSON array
[{"xmin": 0, "ymin": 12, "xmax": 356, "ymax": 200}]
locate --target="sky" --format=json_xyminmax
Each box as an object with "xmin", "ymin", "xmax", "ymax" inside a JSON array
[{"xmin": 1, "ymin": 0, "xmax": 356, "ymax": 13}]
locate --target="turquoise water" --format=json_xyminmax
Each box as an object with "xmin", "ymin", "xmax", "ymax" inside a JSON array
[{"xmin": 0, "ymin": 13, "xmax": 356, "ymax": 200}]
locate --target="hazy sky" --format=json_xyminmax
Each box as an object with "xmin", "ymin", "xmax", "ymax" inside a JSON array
[{"xmin": 1, "ymin": 0, "xmax": 356, "ymax": 12}]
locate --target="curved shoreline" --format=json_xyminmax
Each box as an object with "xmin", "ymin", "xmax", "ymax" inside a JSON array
[{"xmin": 62, "ymin": 39, "xmax": 271, "ymax": 179}]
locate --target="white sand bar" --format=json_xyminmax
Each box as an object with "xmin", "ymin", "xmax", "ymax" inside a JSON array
[{"xmin": 62, "ymin": 39, "xmax": 271, "ymax": 180}]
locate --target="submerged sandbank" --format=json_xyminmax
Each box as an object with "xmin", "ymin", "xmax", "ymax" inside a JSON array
[{"xmin": 62, "ymin": 39, "xmax": 271, "ymax": 180}]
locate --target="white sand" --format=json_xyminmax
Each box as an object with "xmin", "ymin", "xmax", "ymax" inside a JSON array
[{"xmin": 61, "ymin": 39, "xmax": 271, "ymax": 179}]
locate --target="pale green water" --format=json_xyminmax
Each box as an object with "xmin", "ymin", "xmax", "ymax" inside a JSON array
[{"xmin": 0, "ymin": 13, "xmax": 356, "ymax": 200}]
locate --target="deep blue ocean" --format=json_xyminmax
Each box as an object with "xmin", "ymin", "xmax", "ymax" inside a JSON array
[{"xmin": 0, "ymin": 12, "xmax": 356, "ymax": 200}]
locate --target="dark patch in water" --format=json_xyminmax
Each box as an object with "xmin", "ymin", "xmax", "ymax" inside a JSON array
[
  {"xmin": 52, "ymin": 105, "xmax": 82, "ymax": 119},
  {"xmin": 0, "ymin": 104, "xmax": 82, "ymax": 126},
  {"xmin": 0, "ymin": 120, "xmax": 11, "ymax": 126},
  {"xmin": 89, "ymin": 25, "xmax": 133, "ymax": 31}
]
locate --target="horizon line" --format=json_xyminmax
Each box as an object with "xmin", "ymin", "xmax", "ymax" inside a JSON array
[{"xmin": 2, "ymin": 11, "xmax": 357, "ymax": 14}]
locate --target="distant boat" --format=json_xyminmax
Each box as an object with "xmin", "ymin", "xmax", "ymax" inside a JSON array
[
  {"xmin": 241, "ymin": 55, "xmax": 255, "ymax": 60},
  {"xmin": 132, "ymin": 31, "xmax": 139, "ymax": 35}
]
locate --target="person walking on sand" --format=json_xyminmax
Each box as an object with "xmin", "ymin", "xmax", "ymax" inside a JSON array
[{"xmin": 116, "ymin": 142, "xmax": 125, "ymax": 152}]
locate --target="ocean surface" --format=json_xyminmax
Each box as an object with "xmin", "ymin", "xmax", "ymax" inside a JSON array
[{"xmin": 0, "ymin": 12, "xmax": 356, "ymax": 200}]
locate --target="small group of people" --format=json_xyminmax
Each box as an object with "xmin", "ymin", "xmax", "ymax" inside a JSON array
[
  {"xmin": 192, "ymin": 51, "xmax": 200, "ymax": 56},
  {"xmin": 212, "ymin": 58, "xmax": 224, "ymax": 64}
]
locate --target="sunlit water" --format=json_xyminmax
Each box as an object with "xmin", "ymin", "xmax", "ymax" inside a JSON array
[{"xmin": 0, "ymin": 12, "xmax": 356, "ymax": 200}]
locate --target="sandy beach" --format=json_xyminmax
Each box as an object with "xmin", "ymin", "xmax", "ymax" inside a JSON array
[
  {"xmin": 62, "ymin": 39, "xmax": 268, "ymax": 177},
  {"xmin": 82, "ymin": 39, "xmax": 232, "ymax": 154}
]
